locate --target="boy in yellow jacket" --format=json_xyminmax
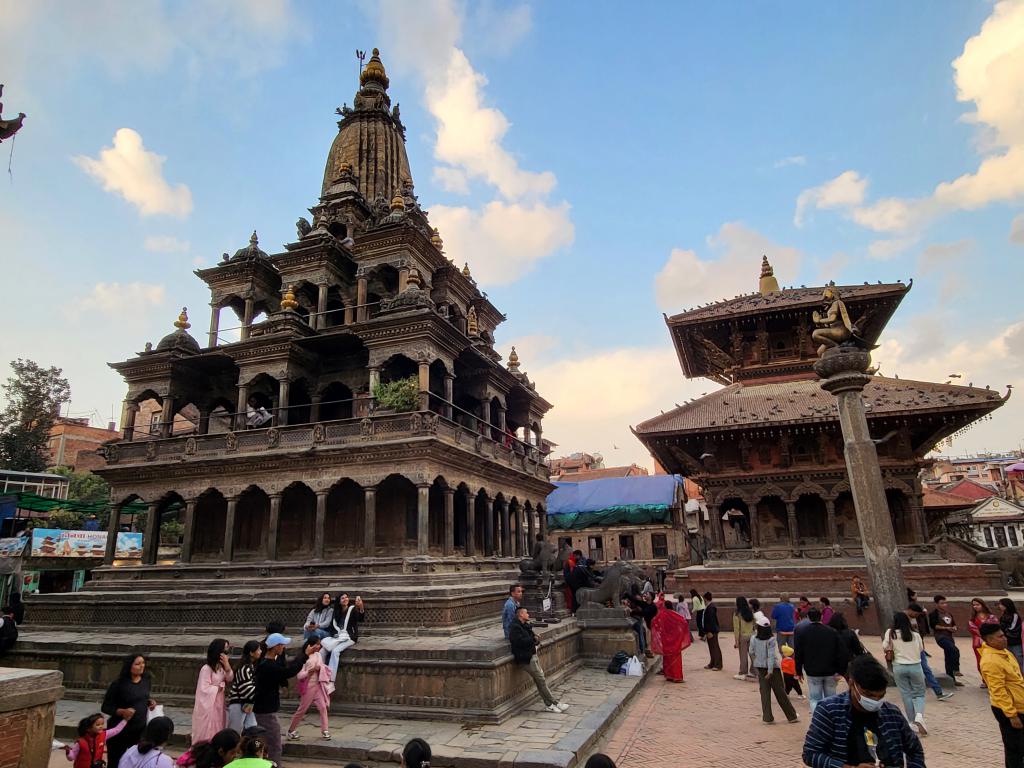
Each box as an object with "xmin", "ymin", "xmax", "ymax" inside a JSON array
[{"xmin": 980, "ymin": 622, "xmax": 1024, "ymax": 767}]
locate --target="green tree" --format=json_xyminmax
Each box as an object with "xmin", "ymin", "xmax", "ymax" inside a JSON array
[
  {"xmin": 0, "ymin": 359, "xmax": 71, "ymax": 471},
  {"xmin": 372, "ymin": 376, "xmax": 419, "ymax": 412},
  {"xmin": 50, "ymin": 466, "xmax": 111, "ymax": 504},
  {"xmin": 47, "ymin": 507, "xmax": 84, "ymax": 530}
]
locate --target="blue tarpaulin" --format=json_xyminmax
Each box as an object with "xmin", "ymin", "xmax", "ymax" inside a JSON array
[{"xmin": 546, "ymin": 475, "xmax": 683, "ymax": 530}]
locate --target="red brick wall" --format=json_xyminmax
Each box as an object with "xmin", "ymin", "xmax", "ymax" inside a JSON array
[{"xmin": 0, "ymin": 709, "xmax": 27, "ymax": 768}]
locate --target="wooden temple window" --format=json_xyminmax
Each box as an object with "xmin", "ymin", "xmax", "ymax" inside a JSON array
[
  {"xmin": 588, "ymin": 535, "xmax": 604, "ymax": 561},
  {"xmin": 618, "ymin": 534, "xmax": 635, "ymax": 560},
  {"xmin": 651, "ymin": 533, "xmax": 668, "ymax": 559}
]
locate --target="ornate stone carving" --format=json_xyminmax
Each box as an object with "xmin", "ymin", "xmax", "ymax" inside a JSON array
[
  {"xmin": 146, "ymin": 442, "xmax": 158, "ymax": 461},
  {"xmin": 266, "ymin": 428, "xmax": 280, "ymax": 448},
  {"xmin": 102, "ymin": 444, "xmax": 120, "ymax": 464},
  {"xmin": 184, "ymin": 437, "xmax": 197, "ymax": 456},
  {"xmin": 360, "ymin": 418, "xmax": 374, "ymax": 437},
  {"xmin": 312, "ymin": 423, "xmax": 325, "ymax": 443},
  {"xmin": 225, "ymin": 433, "xmax": 238, "ymax": 451}
]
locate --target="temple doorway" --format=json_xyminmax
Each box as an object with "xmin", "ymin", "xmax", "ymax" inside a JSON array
[
  {"xmin": 235, "ymin": 487, "xmax": 270, "ymax": 560},
  {"xmin": 795, "ymin": 494, "xmax": 829, "ymax": 544},
  {"xmin": 719, "ymin": 498, "xmax": 751, "ymax": 548},
  {"xmin": 756, "ymin": 496, "xmax": 789, "ymax": 546},
  {"xmin": 278, "ymin": 482, "xmax": 315, "ymax": 558},
  {"xmin": 325, "ymin": 479, "xmax": 363, "ymax": 556},
  {"xmin": 375, "ymin": 474, "xmax": 417, "ymax": 552},
  {"xmin": 191, "ymin": 489, "xmax": 227, "ymax": 561}
]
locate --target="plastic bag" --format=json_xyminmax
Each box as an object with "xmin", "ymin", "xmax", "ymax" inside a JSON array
[
  {"xmin": 624, "ymin": 655, "xmax": 644, "ymax": 677},
  {"xmin": 147, "ymin": 704, "xmax": 165, "ymax": 722}
]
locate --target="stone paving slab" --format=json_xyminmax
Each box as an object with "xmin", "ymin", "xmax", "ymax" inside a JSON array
[{"xmin": 52, "ymin": 662, "xmax": 652, "ymax": 768}]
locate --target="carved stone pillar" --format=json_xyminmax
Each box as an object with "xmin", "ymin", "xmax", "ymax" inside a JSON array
[
  {"xmin": 179, "ymin": 498, "xmax": 196, "ymax": 563},
  {"xmin": 235, "ymin": 384, "xmax": 249, "ymax": 431},
  {"xmin": 120, "ymin": 400, "xmax": 138, "ymax": 441},
  {"xmin": 310, "ymin": 395, "xmax": 321, "ymax": 423},
  {"xmin": 825, "ymin": 498, "xmax": 839, "ymax": 546},
  {"xmin": 466, "ymin": 495, "xmax": 476, "ymax": 557},
  {"xmin": 267, "ymin": 494, "xmax": 282, "ymax": 560},
  {"xmin": 316, "ymin": 283, "xmax": 328, "ymax": 330},
  {"xmin": 499, "ymin": 499, "xmax": 510, "ymax": 557},
  {"xmin": 443, "ymin": 488, "xmax": 455, "ymax": 556},
  {"xmin": 483, "ymin": 495, "xmax": 494, "ymax": 556},
  {"xmin": 197, "ymin": 408, "xmax": 210, "ymax": 435},
  {"xmin": 143, "ymin": 502, "xmax": 160, "ymax": 565},
  {"xmin": 417, "ymin": 484, "xmax": 430, "ymax": 555},
  {"xmin": 103, "ymin": 503, "xmax": 122, "ymax": 565},
  {"xmin": 749, "ymin": 501, "xmax": 761, "ymax": 548},
  {"xmin": 356, "ymin": 277, "xmax": 368, "ymax": 321},
  {"xmin": 277, "ymin": 379, "xmax": 290, "ymax": 426},
  {"xmin": 443, "ymin": 375, "xmax": 454, "ymax": 420},
  {"xmin": 223, "ymin": 497, "xmax": 237, "ymax": 562},
  {"xmin": 159, "ymin": 397, "xmax": 175, "ymax": 439},
  {"xmin": 913, "ymin": 494, "xmax": 928, "ymax": 543},
  {"xmin": 786, "ymin": 501, "xmax": 799, "ymax": 550},
  {"xmin": 208, "ymin": 303, "xmax": 220, "ymax": 347},
  {"xmin": 368, "ymin": 367, "xmax": 380, "ymax": 409},
  {"xmin": 527, "ymin": 506, "xmax": 536, "ymax": 551},
  {"xmin": 710, "ymin": 504, "xmax": 725, "ymax": 550},
  {"xmin": 364, "ymin": 487, "xmax": 376, "ymax": 554},
  {"xmin": 241, "ymin": 297, "xmax": 254, "ymax": 340},
  {"xmin": 344, "ymin": 303, "xmax": 355, "ymax": 325},
  {"xmin": 539, "ymin": 504, "xmax": 547, "ymax": 538},
  {"xmin": 418, "ymin": 360, "xmax": 430, "ymax": 411},
  {"xmin": 398, "ymin": 267, "xmax": 410, "ymax": 293},
  {"xmin": 497, "ymin": 405, "xmax": 507, "ymax": 433},
  {"xmin": 314, "ymin": 491, "xmax": 327, "ymax": 559}
]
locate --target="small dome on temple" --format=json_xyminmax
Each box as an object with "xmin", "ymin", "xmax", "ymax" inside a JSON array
[
  {"xmin": 462, "ymin": 262, "xmax": 472, "ymax": 278},
  {"xmin": 758, "ymin": 255, "xmax": 780, "ymax": 295},
  {"xmin": 507, "ymin": 346, "xmax": 521, "ymax": 372},
  {"xmin": 231, "ymin": 231, "xmax": 269, "ymax": 261},
  {"xmin": 360, "ymin": 48, "xmax": 389, "ymax": 89},
  {"xmin": 280, "ymin": 285, "xmax": 299, "ymax": 311},
  {"xmin": 430, "ymin": 228, "xmax": 444, "ymax": 251},
  {"xmin": 156, "ymin": 307, "xmax": 200, "ymax": 353},
  {"xmin": 390, "ymin": 193, "xmax": 406, "ymax": 211}
]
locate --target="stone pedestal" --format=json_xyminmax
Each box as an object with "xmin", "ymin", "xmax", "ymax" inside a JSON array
[
  {"xmin": 815, "ymin": 346, "xmax": 907, "ymax": 635},
  {"xmin": 0, "ymin": 667, "xmax": 64, "ymax": 768},
  {"xmin": 575, "ymin": 608, "xmax": 638, "ymax": 662}
]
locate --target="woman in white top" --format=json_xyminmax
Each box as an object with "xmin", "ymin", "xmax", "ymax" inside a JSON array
[
  {"xmin": 883, "ymin": 612, "xmax": 928, "ymax": 735},
  {"xmin": 117, "ymin": 716, "xmax": 175, "ymax": 768}
]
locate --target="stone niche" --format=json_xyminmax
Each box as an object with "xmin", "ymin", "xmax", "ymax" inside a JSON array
[{"xmin": 0, "ymin": 667, "xmax": 64, "ymax": 768}]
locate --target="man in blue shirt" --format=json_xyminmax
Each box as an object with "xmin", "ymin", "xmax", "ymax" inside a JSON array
[
  {"xmin": 503, "ymin": 584, "xmax": 524, "ymax": 640},
  {"xmin": 771, "ymin": 593, "xmax": 797, "ymax": 647},
  {"xmin": 803, "ymin": 654, "xmax": 924, "ymax": 768}
]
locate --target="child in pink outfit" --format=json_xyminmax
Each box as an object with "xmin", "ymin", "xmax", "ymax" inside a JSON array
[{"xmin": 287, "ymin": 638, "xmax": 333, "ymax": 740}]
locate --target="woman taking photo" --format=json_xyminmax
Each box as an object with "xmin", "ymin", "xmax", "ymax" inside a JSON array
[
  {"xmin": 102, "ymin": 652, "xmax": 157, "ymax": 768},
  {"xmin": 969, "ymin": 598, "xmax": 1000, "ymax": 685},
  {"xmin": 998, "ymin": 597, "xmax": 1024, "ymax": 671},
  {"xmin": 192, "ymin": 638, "xmax": 234, "ymax": 744},
  {"xmin": 883, "ymin": 612, "xmax": 928, "ymax": 735},
  {"xmin": 733, "ymin": 596, "xmax": 756, "ymax": 681},
  {"xmin": 303, "ymin": 593, "xmax": 334, "ymax": 642}
]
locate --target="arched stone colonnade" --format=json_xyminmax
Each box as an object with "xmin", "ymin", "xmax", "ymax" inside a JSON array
[{"xmin": 103, "ymin": 474, "xmax": 548, "ymax": 567}]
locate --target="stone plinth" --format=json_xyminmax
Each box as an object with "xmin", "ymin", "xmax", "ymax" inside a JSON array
[
  {"xmin": 575, "ymin": 608, "xmax": 638, "ymax": 662},
  {"xmin": 0, "ymin": 667, "xmax": 64, "ymax": 768}
]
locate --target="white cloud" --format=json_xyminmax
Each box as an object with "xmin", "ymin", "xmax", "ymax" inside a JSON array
[
  {"xmin": 432, "ymin": 166, "xmax": 471, "ymax": 195},
  {"xmin": 918, "ymin": 240, "xmax": 973, "ymax": 274},
  {"xmin": 144, "ymin": 235, "xmax": 190, "ymax": 253},
  {"xmin": 868, "ymin": 236, "xmax": 919, "ymax": 260},
  {"xmin": 430, "ymin": 201, "xmax": 574, "ymax": 285},
  {"xmin": 73, "ymin": 129, "xmax": 193, "ymax": 217},
  {"xmin": 794, "ymin": 170, "xmax": 867, "ymax": 226},
  {"xmin": 774, "ymin": 155, "xmax": 807, "ymax": 168},
  {"xmin": 71, "ymin": 282, "xmax": 166, "ymax": 316},
  {"xmin": 655, "ymin": 222, "xmax": 803, "ymax": 311},
  {"xmin": 1011, "ymin": 213, "xmax": 1024, "ymax": 244}
]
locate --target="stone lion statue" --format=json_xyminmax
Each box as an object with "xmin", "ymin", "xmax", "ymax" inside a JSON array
[
  {"xmin": 519, "ymin": 538, "xmax": 559, "ymax": 573},
  {"xmin": 576, "ymin": 561, "xmax": 639, "ymax": 608}
]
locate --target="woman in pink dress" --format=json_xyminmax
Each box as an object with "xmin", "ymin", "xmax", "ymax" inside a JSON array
[
  {"xmin": 191, "ymin": 639, "xmax": 234, "ymax": 744},
  {"xmin": 651, "ymin": 599, "xmax": 692, "ymax": 682},
  {"xmin": 969, "ymin": 598, "xmax": 1000, "ymax": 687},
  {"xmin": 286, "ymin": 638, "xmax": 333, "ymax": 741}
]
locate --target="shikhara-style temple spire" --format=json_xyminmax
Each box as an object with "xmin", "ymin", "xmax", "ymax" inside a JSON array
[{"xmin": 758, "ymin": 255, "xmax": 779, "ymax": 295}]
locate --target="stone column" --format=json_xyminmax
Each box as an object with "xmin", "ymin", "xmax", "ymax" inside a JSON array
[
  {"xmin": 267, "ymin": 494, "xmax": 282, "ymax": 560},
  {"xmin": 443, "ymin": 374, "xmax": 454, "ymax": 420},
  {"xmin": 197, "ymin": 408, "xmax": 210, "ymax": 435},
  {"xmin": 500, "ymin": 499, "xmax": 511, "ymax": 556},
  {"xmin": 527, "ymin": 506, "xmax": 536, "ymax": 551},
  {"xmin": 466, "ymin": 496, "xmax": 476, "ymax": 557},
  {"xmin": 344, "ymin": 303, "xmax": 355, "ymax": 325},
  {"xmin": 816, "ymin": 346, "xmax": 907, "ymax": 635},
  {"xmin": 356, "ymin": 276, "xmax": 368, "ymax": 321},
  {"xmin": 235, "ymin": 384, "xmax": 249, "ymax": 431},
  {"xmin": 314, "ymin": 491, "xmax": 327, "ymax": 559},
  {"xmin": 143, "ymin": 502, "xmax": 160, "ymax": 565},
  {"xmin": 749, "ymin": 501, "xmax": 761, "ymax": 548},
  {"xmin": 398, "ymin": 267, "xmax": 410, "ymax": 293},
  {"xmin": 120, "ymin": 400, "xmax": 138, "ymax": 441},
  {"xmin": 443, "ymin": 488, "xmax": 455, "ymax": 556},
  {"xmin": 179, "ymin": 498, "xmax": 196, "ymax": 563},
  {"xmin": 208, "ymin": 303, "xmax": 220, "ymax": 347},
  {"xmin": 417, "ymin": 484, "xmax": 430, "ymax": 555},
  {"xmin": 316, "ymin": 283, "xmax": 328, "ymax": 330},
  {"xmin": 710, "ymin": 505, "xmax": 725, "ymax": 550},
  {"xmin": 241, "ymin": 297, "xmax": 255, "ymax": 340},
  {"xmin": 483, "ymin": 495, "xmax": 494, "ymax": 556},
  {"xmin": 310, "ymin": 395, "xmax": 321, "ymax": 423},
  {"xmin": 369, "ymin": 367, "xmax": 380, "ymax": 409},
  {"xmin": 277, "ymin": 379, "xmax": 290, "ymax": 426},
  {"xmin": 539, "ymin": 504, "xmax": 547, "ymax": 537},
  {"xmin": 223, "ymin": 497, "xmax": 237, "ymax": 562},
  {"xmin": 418, "ymin": 360, "xmax": 430, "ymax": 411},
  {"xmin": 364, "ymin": 487, "xmax": 376, "ymax": 555},
  {"xmin": 159, "ymin": 396, "xmax": 175, "ymax": 439},
  {"xmin": 786, "ymin": 501, "xmax": 800, "ymax": 550},
  {"xmin": 103, "ymin": 503, "xmax": 122, "ymax": 565},
  {"xmin": 497, "ymin": 405, "xmax": 507, "ymax": 433},
  {"xmin": 825, "ymin": 498, "xmax": 839, "ymax": 546}
]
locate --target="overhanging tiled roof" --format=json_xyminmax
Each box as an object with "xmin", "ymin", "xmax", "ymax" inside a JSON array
[{"xmin": 635, "ymin": 376, "xmax": 1005, "ymax": 435}]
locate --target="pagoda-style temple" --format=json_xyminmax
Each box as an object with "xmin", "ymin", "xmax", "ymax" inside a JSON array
[
  {"xmin": 634, "ymin": 258, "xmax": 1008, "ymax": 602},
  {"xmin": 13, "ymin": 50, "xmax": 582, "ymax": 723}
]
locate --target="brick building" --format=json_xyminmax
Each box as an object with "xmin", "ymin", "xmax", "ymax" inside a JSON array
[{"xmin": 46, "ymin": 418, "xmax": 118, "ymax": 472}]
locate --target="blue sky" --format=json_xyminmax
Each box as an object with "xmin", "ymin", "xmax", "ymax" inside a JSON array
[{"xmin": 1, "ymin": 1, "xmax": 1021, "ymax": 468}]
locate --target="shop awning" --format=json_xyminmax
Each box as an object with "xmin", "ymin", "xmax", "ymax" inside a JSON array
[{"xmin": 11, "ymin": 492, "xmax": 150, "ymax": 515}]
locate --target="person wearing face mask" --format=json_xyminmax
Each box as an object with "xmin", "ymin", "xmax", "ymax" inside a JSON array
[{"xmin": 802, "ymin": 654, "xmax": 925, "ymax": 768}]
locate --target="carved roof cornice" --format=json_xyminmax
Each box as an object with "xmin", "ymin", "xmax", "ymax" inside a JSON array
[{"xmin": 195, "ymin": 257, "xmax": 280, "ymax": 289}]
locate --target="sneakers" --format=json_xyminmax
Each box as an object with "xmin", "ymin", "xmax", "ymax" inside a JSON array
[
  {"xmin": 954, "ymin": 679, "xmax": 965, "ymax": 687},
  {"xmin": 321, "ymin": 730, "xmax": 331, "ymax": 740},
  {"xmin": 937, "ymin": 692, "xmax": 955, "ymax": 701},
  {"xmin": 787, "ymin": 715, "xmax": 800, "ymax": 724},
  {"xmin": 732, "ymin": 674, "xmax": 747, "ymax": 681},
  {"xmin": 796, "ymin": 694, "xmax": 806, "ymax": 699},
  {"xmin": 546, "ymin": 703, "xmax": 563, "ymax": 713},
  {"xmin": 286, "ymin": 731, "xmax": 300, "ymax": 741},
  {"xmin": 914, "ymin": 714, "xmax": 928, "ymax": 736},
  {"xmin": 555, "ymin": 701, "xmax": 569, "ymax": 712}
]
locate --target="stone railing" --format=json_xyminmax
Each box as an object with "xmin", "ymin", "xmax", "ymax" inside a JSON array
[
  {"xmin": 709, "ymin": 542, "xmax": 939, "ymax": 563},
  {"xmin": 100, "ymin": 410, "xmax": 548, "ymax": 479}
]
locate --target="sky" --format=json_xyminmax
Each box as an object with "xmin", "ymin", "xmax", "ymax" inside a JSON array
[{"xmin": 1, "ymin": 1, "xmax": 1022, "ymax": 470}]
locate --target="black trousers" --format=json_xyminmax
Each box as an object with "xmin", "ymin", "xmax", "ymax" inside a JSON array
[
  {"xmin": 993, "ymin": 707, "xmax": 1024, "ymax": 768},
  {"xmin": 706, "ymin": 633, "xmax": 723, "ymax": 669},
  {"xmin": 784, "ymin": 672, "xmax": 803, "ymax": 695}
]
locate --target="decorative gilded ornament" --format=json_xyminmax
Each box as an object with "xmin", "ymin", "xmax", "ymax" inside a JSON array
[
  {"xmin": 174, "ymin": 307, "xmax": 191, "ymax": 330},
  {"xmin": 280, "ymin": 285, "xmax": 299, "ymax": 311}
]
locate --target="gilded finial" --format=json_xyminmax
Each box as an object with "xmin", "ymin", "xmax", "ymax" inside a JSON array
[
  {"xmin": 467, "ymin": 305, "xmax": 479, "ymax": 337},
  {"xmin": 406, "ymin": 267, "xmax": 422, "ymax": 290},
  {"xmin": 390, "ymin": 193, "xmax": 406, "ymax": 212},
  {"xmin": 462, "ymin": 262, "xmax": 471, "ymax": 278},
  {"xmin": 250, "ymin": 231, "xmax": 259, "ymax": 247},
  {"xmin": 507, "ymin": 346, "xmax": 520, "ymax": 372},
  {"xmin": 758, "ymin": 255, "xmax": 780, "ymax": 295},
  {"xmin": 360, "ymin": 47, "xmax": 389, "ymax": 89},
  {"xmin": 174, "ymin": 307, "xmax": 191, "ymax": 330},
  {"xmin": 280, "ymin": 285, "xmax": 299, "ymax": 311},
  {"xmin": 430, "ymin": 228, "xmax": 444, "ymax": 251}
]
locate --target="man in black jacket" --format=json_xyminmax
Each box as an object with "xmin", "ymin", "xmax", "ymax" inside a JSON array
[
  {"xmin": 702, "ymin": 592, "xmax": 723, "ymax": 670},
  {"xmin": 509, "ymin": 607, "xmax": 568, "ymax": 713},
  {"xmin": 253, "ymin": 633, "xmax": 305, "ymax": 766},
  {"xmin": 794, "ymin": 608, "xmax": 847, "ymax": 714}
]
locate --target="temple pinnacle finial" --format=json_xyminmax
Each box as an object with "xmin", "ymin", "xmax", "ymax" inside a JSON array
[
  {"xmin": 250, "ymin": 231, "xmax": 259, "ymax": 247},
  {"xmin": 507, "ymin": 346, "xmax": 521, "ymax": 372},
  {"xmin": 174, "ymin": 307, "xmax": 191, "ymax": 330},
  {"xmin": 430, "ymin": 227, "xmax": 444, "ymax": 252},
  {"xmin": 462, "ymin": 262, "xmax": 471, "ymax": 278},
  {"xmin": 390, "ymin": 192, "xmax": 406, "ymax": 212},
  {"xmin": 360, "ymin": 47, "xmax": 389, "ymax": 89},
  {"xmin": 280, "ymin": 285, "xmax": 299, "ymax": 311},
  {"xmin": 758, "ymin": 255, "xmax": 780, "ymax": 295}
]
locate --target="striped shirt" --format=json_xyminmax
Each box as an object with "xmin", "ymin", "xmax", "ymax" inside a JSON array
[
  {"xmin": 802, "ymin": 692, "xmax": 924, "ymax": 768},
  {"xmin": 229, "ymin": 662, "xmax": 256, "ymax": 705}
]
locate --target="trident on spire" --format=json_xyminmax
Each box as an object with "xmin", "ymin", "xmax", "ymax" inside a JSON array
[{"xmin": 356, "ymin": 49, "xmax": 366, "ymax": 80}]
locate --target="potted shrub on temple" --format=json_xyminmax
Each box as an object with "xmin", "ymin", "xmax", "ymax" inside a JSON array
[{"xmin": 372, "ymin": 375, "xmax": 419, "ymax": 414}]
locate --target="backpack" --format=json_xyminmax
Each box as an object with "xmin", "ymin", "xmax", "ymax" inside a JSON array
[{"xmin": 607, "ymin": 650, "xmax": 630, "ymax": 674}]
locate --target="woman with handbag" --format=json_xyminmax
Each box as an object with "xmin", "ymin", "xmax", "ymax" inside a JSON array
[{"xmin": 882, "ymin": 612, "xmax": 928, "ymax": 735}]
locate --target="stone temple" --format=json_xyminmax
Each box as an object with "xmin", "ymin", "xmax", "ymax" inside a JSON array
[{"xmin": 14, "ymin": 49, "xmax": 588, "ymax": 722}]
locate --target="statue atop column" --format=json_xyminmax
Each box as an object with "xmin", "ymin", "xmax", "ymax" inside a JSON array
[{"xmin": 811, "ymin": 283, "xmax": 855, "ymax": 355}]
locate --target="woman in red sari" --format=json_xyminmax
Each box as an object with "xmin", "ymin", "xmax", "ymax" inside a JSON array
[{"xmin": 652, "ymin": 600, "xmax": 692, "ymax": 682}]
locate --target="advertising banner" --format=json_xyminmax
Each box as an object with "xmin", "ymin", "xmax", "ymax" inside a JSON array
[
  {"xmin": 0, "ymin": 537, "xmax": 27, "ymax": 558},
  {"xmin": 114, "ymin": 532, "xmax": 143, "ymax": 559},
  {"xmin": 30, "ymin": 528, "xmax": 107, "ymax": 558}
]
